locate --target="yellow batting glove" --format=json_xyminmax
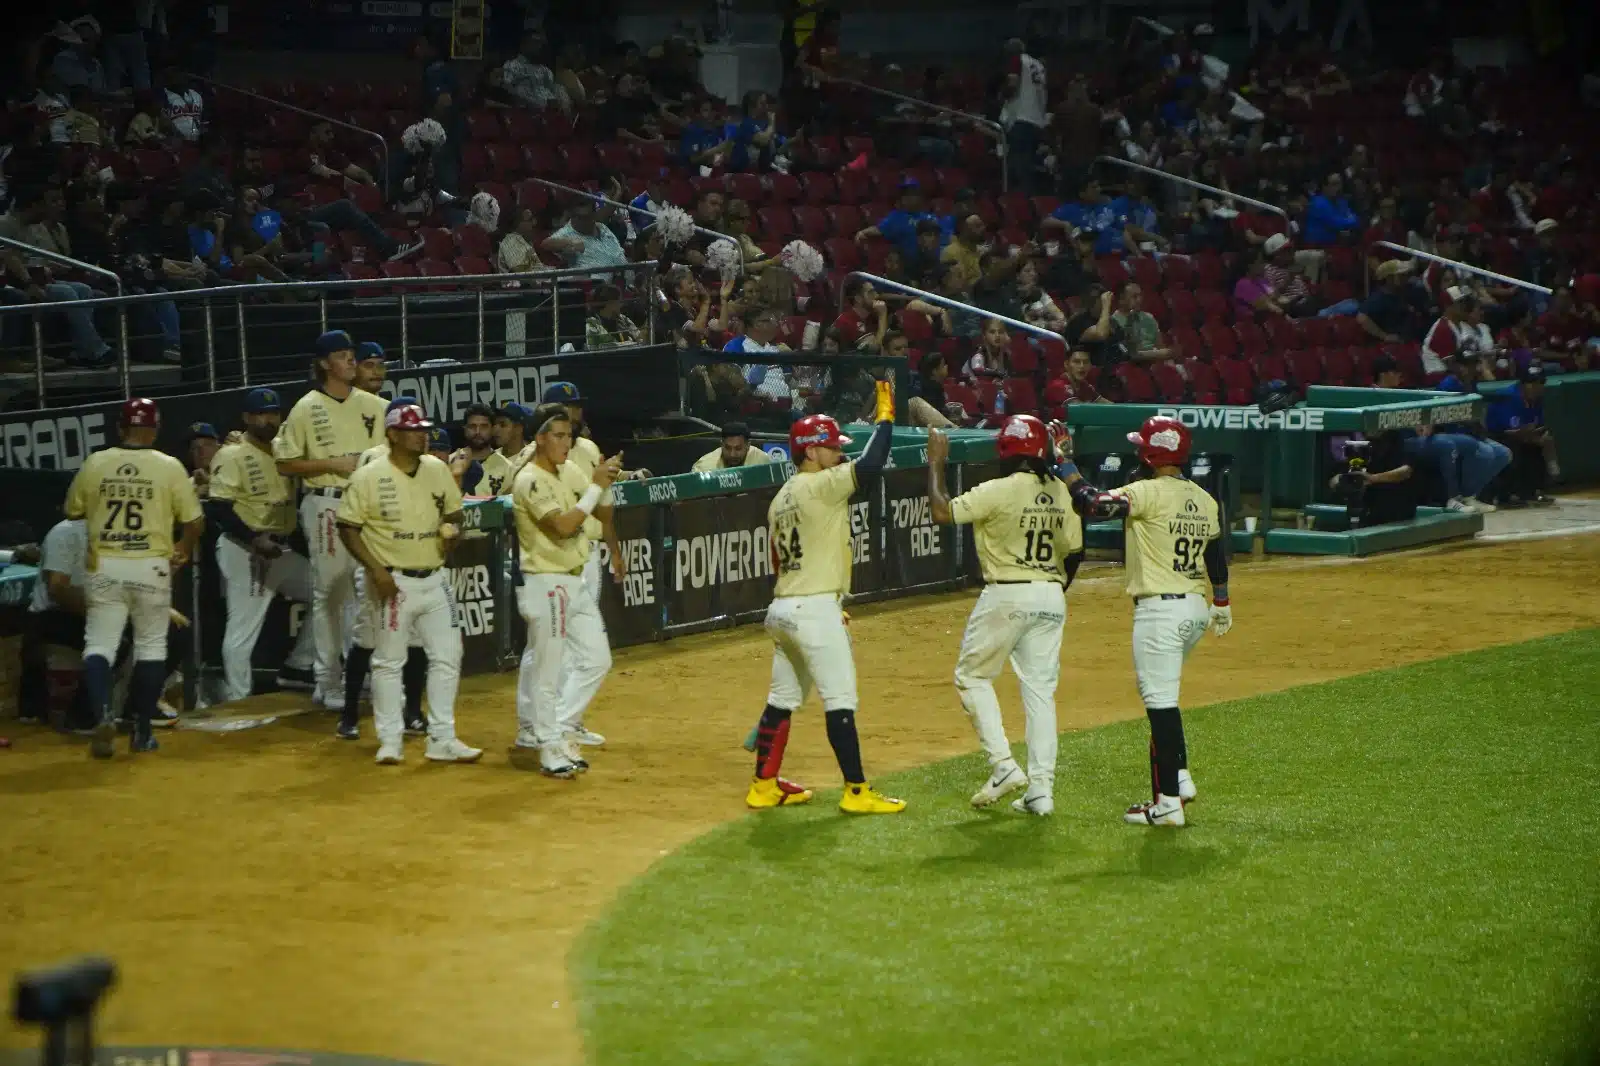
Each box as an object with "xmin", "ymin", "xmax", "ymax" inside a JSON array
[{"xmin": 874, "ymin": 379, "xmax": 895, "ymax": 423}]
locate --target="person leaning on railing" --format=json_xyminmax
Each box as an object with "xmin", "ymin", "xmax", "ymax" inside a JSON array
[
  {"xmin": 584, "ymin": 284, "xmax": 643, "ymax": 350},
  {"xmin": 0, "ymin": 183, "xmax": 114, "ymax": 367}
]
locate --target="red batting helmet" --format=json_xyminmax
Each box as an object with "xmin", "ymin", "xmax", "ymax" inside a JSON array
[
  {"xmin": 995, "ymin": 414, "xmax": 1049, "ymax": 460},
  {"xmin": 1127, "ymin": 415, "xmax": 1191, "ymax": 467},
  {"xmin": 385, "ymin": 404, "xmax": 435, "ymax": 430},
  {"xmin": 788, "ymin": 414, "xmax": 851, "ymax": 460},
  {"xmin": 121, "ymin": 397, "xmax": 160, "ymax": 429}
]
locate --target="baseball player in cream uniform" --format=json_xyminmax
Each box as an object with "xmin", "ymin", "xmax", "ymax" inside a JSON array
[
  {"xmin": 476, "ymin": 403, "xmax": 535, "ymax": 497},
  {"xmin": 64, "ymin": 397, "xmax": 205, "ymax": 757},
  {"xmin": 925, "ymin": 415, "xmax": 1085, "ymax": 816},
  {"xmin": 273, "ymin": 330, "xmax": 389, "ymax": 711},
  {"xmin": 744, "ymin": 386, "xmax": 904, "ymax": 815},
  {"xmin": 1059, "ymin": 415, "xmax": 1231, "ymax": 827},
  {"xmin": 540, "ymin": 381, "xmax": 622, "ymax": 748},
  {"xmin": 510, "ymin": 402, "xmax": 621, "ymax": 777},
  {"xmin": 336, "ymin": 403, "xmax": 482, "ymax": 765},
  {"xmin": 208, "ymin": 387, "xmax": 316, "ymax": 703}
]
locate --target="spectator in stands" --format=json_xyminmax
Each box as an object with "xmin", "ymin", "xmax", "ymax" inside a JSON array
[
  {"xmin": 1305, "ymin": 173, "xmax": 1360, "ymax": 246},
  {"xmin": 719, "ymin": 199, "xmax": 774, "ymax": 272},
  {"xmin": 725, "ymin": 90, "xmax": 784, "ymax": 172},
  {"xmin": 834, "ymin": 278, "xmax": 889, "ymax": 352},
  {"xmin": 60, "ymin": 86, "xmax": 104, "ymax": 146},
  {"xmin": 1044, "ymin": 178, "xmax": 1132, "ymax": 257},
  {"xmin": 598, "ymin": 72, "xmax": 663, "ymax": 145},
  {"xmin": 627, "ymin": 168, "xmax": 669, "ymax": 237},
  {"xmin": 788, "ymin": 7, "xmax": 840, "ymax": 132},
  {"xmin": 692, "ymin": 421, "xmax": 773, "ymax": 472},
  {"xmin": 185, "ymin": 422, "xmax": 220, "ymax": 497},
  {"xmin": 307, "ymin": 122, "xmax": 376, "ymax": 187},
  {"xmin": 122, "ymin": 90, "xmax": 164, "ymax": 146},
  {"xmin": 993, "ymin": 257, "xmax": 1064, "ymax": 332},
  {"xmin": 1043, "ymin": 226, "xmax": 1096, "ymax": 304},
  {"xmin": 1121, "ymin": 183, "xmax": 1170, "ymax": 253},
  {"xmin": 1052, "ymin": 79, "xmax": 1105, "ymax": 199},
  {"xmin": 1359, "ymin": 259, "xmax": 1426, "ymax": 344},
  {"xmin": 543, "ymin": 197, "xmax": 627, "ymax": 273},
  {"xmin": 1363, "ymin": 194, "xmax": 1409, "ymax": 277},
  {"xmin": 1262, "ymin": 234, "xmax": 1319, "ymax": 317},
  {"xmin": 1059, "ymin": 348, "xmax": 1108, "ymax": 404},
  {"xmin": 938, "ymin": 262, "xmax": 985, "ymax": 340},
  {"xmin": 160, "ymin": 68, "xmax": 203, "ymax": 142},
  {"xmin": 659, "ymin": 266, "xmax": 712, "ymax": 349},
  {"xmin": 1113, "ymin": 282, "xmax": 1174, "ymax": 363},
  {"xmin": 1422, "ymin": 287, "xmax": 1474, "ymax": 379},
  {"xmin": 1370, "ymin": 354, "xmax": 1402, "ymax": 389},
  {"xmin": 584, "ymin": 284, "xmax": 643, "ymax": 349},
  {"xmin": 1233, "ymin": 253, "xmax": 1289, "ymax": 320},
  {"xmin": 52, "ymin": 16, "xmax": 108, "ymax": 94},
  {"xmin": 1486, "ymin": 363, "xmax": 1558, "ymax": 507},
  {"xmin": 679, "ymin": 98, "xmax": 728, "ymax": 168},
  {"xmin": 940, "ymin": 214, "xmax": 986, "ymax": 288},
  {"xmin": 903, "ymin": 219, "xmax": 947, "ymax": 289},
  {"xmin": 856, "ymin": 179, "xmax": 942, "ymax": 259},
  {"xmin": 1403, "ymin": 56, "xmax": 1447, "ymax": 120},
  {"xmin": 1065, "ymin": 284, "xmax": 1122, "ymax": 367},
  {"xmin": 224, "ymin": 188, "xmax": 293, "ymax": 282},
  {"xmin": 0, "ymin": 185, "xmax": 113, "ymax": 366},
  {"xmin": 963, "ymin": 319, "xmax": 1012, "ymax": 384},
  {"xmin": 1001, "ymin": 38, "xmax": 1047, "ymax": 195},
  {"xmin": 502, "ymin": 30, "xmax": 570, "ymax": 113},
  {"xmin": 1524, "ymin": 218, "xmax": 1571, "ymax": 293}
]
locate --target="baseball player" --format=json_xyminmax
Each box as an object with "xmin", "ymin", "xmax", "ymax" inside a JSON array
[
  {"xmin": 354, "ymin": 341, "xmax": 388, "ymax": 394},
  {"xmin": 476, "ymin": 403, "xmax": 535, "ymax": 497},
  {"xmin": 336, "ymin": 402, "xmax": 482, "ymax": 765},
  {"xmin": 64, "ymin": 398, "xmax": 205, "ymax": 757},
  {"xmin": 1057, "ymin": 416, "xmax": 1230, "ymax": 828},
  {"xmin": 745, "ymin": 384, "xmax": 903, "ymax": 815},
  {"xmin": 511, "ymin": 402, "xmax": 622, "ymax": 778},
  {"xmin": 540, "ymin": 381, "xmax": 623, "ymax": 749},
  {"xmin": 273, "ymin": 330, "xmax": 389, "ymax": 711},
  {"xmin": 925, "ymin": 415, "xmax": 1084, "ymax": 816},
  {"xmin": 207, "ymin": 387, "xmax": 317, "ymax": 703},
  {"xmin": 338, "ymin": 396, "xmax": 433, "ymax": 740},
  {"xmin": 691, "ymin": 422, "xmax": 773, "ymax": 472}
]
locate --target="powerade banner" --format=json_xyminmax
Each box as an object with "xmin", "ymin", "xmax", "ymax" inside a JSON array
[
  {"xmin": 0, "ymin": 347, "xmax": 680, "ymax": 472},
  {"xmin": 667, "ymin": 492, "xmax": 779, "ymax": 629},
  {"xmin": 881, "ymin": 468, "xmax": 956, "ymax": 591},
  {"xmin": 596, "ymin": 502, "xmax": 659, "ymax": 648}
]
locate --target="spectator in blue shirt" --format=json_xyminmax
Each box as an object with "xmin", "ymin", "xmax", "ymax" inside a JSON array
[
  {"xmin": 628, "ymin": 169, "xmax": 670, "ymax": 235},
  {"xmin": 1304, "ymin": 173, "xmax": 1361, "ymax": 246},
  {"xmin": 1042, "ymin": 178, "xmax": 1132, "ymax": 255},
  {"xmin": 1429, "ymin": 353, "xmax": 1513, "ymax": 511},
  {"xmin": 855, "ymin": 179, "xmax": 944, "ymax": 259},
  {"xmin": 1485, "ymin": 363, "xmax": 1559, "ymax": 505},
  {"xmin": 724, "ymin": 90, "xmax": 783, "ymax": 172},
  {"xmin": 679, "ymin": 99, "xmax": 727, "ymax": 167}
]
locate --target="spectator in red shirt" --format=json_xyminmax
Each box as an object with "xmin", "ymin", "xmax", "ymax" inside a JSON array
[
  {"xmin": 1363, "ymin": 194, "xmax": 1408, "ymax": 276},
  {"xmin": 1535, "ymin": 286, "xmax": 1592, "ymax": 369},
  {"xmin": 834, "ymin": 278, "xmax": 890, "ymax": 352},
  {"xmin": 1059, "ymin": 349, "xmax": 1108, "ymax": 404},
  {"xmin": 1421, "ymin": 287, "xmax": 1473, "ymax": 379}
]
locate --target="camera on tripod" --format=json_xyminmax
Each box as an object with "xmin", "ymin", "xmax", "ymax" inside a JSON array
[
  {"xmin": 1334, "ymin": 439, "xmax": 1372, "ymax": 500},
  {"xmin": 12, "ymin": 957, "xmax": 116, "ymax": 1066}
]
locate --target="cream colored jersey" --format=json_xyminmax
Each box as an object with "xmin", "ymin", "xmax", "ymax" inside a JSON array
[
  {"xmin": 769, "ymin": 462, "xmax": 857, "ymax": 598},
  {"xmin": 1110, "ymin": 476, "xmax": 1221, "ymax": 598},
  {"xmin": 478, "ymin": 448, "xmax": 519, "ymax": 497},
  {"xmin": 336, "ymin": 454, "xmax": 463, "ymax": 571},
  {"xmin": 273, "ymin": 387, "xmax": 389, "ymax": 490},
  {"xmin": 357, "ymin": 443, "xmax": 388, "ymax": 468},
  {"xmin": 209, "ymin": 440, "xmax": 296, "ymax": 535},
  {"xmin": 64, "ymin": 445, "xmax": 203, "ymax": 567},
  {"xmin": 565, "ymin": 434, "xmax": 606, "ymax": 538},
  {"xmin": 951, "ymin": 471, "xmax": 1082, "ymax": 585},
  {"xmin": 692, "ymin": 446, "xmax": 772, "ymax": 473},
  {"xmin": 513, "ymin": 461, "xmax": 591, "ymax": 574}
]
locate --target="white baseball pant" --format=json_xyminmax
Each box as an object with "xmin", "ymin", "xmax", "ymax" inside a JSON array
[
  {"xmin": 84, "ymin": 556, "xmax": 171, "ymax": 663},
  {"xmin": 953, "ymin": 581, "xmax": 1066, "ymax": 791},
  {"xmin": 300, "ymin": 493, "xmax": 358, "ymax": 699},
  {"xmin": 215, "ymin": 536, "xmax": 315, "ymax": 702},
  {"xmin": 370, "ymin": 570, "xmax": 463, "ymax": 746},
  {"xmin": 516, "ymin": 572, "xmax": 610, "ymax": 745},
  {"xmin": 1132, "ymin": 593, "xmax": 1211, "ymax": 709},
  {"xmin": 764, "ymin": 594, "xmax": 857, "ymax": 712},
  {"xmin": 554, "ymin": 543, "xmax": 610, "ymax": 725}
]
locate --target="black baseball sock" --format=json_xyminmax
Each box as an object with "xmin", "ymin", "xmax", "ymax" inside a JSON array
[
  {"xmin": 82, "ymin": 654, "xmax": 113, "ymax": 726},
  {"xmin": 129, "ymin": 661, "xmax": 168, "ymax": 743},
  {"xmin": 403, "ymin": 647, "xmax": 428, "ymax": 720},
  {"xmin": 343, "ymin": 645, "xmax": 372, "ymax": 722},
  {"xmin": 754, "ymin": 704, "xmax": 793, "ymax": 778},
  {"xmin": 1146, "ymin": 707, "xmax": 1183, "ymax": 798},
  {"xmin": 824, "ymin": 708, "xmax": 865, "ymax": 783}
]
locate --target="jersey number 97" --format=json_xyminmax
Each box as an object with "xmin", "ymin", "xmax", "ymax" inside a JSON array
[{"xmin": 1171, "ymin": 535, "xmax": 1202, "ymax": 574}]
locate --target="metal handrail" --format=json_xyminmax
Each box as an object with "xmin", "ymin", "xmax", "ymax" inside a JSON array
[
  {"xmin": 519, "ymin": 176, "xmax": 742, "ymax": 266},
  {"xmin": 840, "ymin": 271, "xmax": 1067, "ymax": 348},
  {"xmin": 190, "ymin": 73, "xmax": 392, "ymax": 201},
  {"xmin": 1094, "ymin": 156, "xmax": 1290, "ymax": 222},
  {"xmin": 0, "ymin": 233, "xmax": 130, "ymax": 399},
  {"xmin": 824, "ymin": 76, "xmax": 1008, "ymax": 193},
  {"xmin": 1367, "ymin": 241, "xmax": 1552, "ymax": 298}
]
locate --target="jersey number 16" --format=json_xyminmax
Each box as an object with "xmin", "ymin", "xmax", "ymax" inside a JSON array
[{"xmin": 1023, "ymin": 528, "xmax": 1054, "ymax": 563}]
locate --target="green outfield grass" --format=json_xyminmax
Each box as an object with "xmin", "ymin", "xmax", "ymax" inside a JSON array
[{"xmin": 575, "ymin": 631, "xmax": 1600, "ymax": 1066}]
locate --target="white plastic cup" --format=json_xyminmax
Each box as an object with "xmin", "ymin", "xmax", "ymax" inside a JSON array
[{"xmin": 1243, "ymin": 517, "xmax": 1258, "ymax": 533}]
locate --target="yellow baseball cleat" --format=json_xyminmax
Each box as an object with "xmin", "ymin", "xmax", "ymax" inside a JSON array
[
  {"xmin": 838, "ymin": 783, "xmax": 906, "ymax": 814},
  {"xmin": 746, "ymin": 776, "xmax": 814, "ymax": 809}
]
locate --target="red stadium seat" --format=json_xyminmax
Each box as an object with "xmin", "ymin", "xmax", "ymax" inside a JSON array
[
  {"xmin": 864, "ymin": 243, "xmax": 894, "ymax": 273},
  {"xmin": 1234, "ymin": 319, "xmax": 1267, "ymax": 358},
  {"xmin": 514, "ymin": 179, "xmax": 548, "ymax": 212},
  {"xmin": 1214, "ymin": 358, "xmax": 1256, "ymax": 405},
  {"xmin": 1166, "ymin": 290, "xmax": 1199, "ymax": 328},
  {"xmin": 1286, "ymin": 348, "xmax": 1325, "ymax": 388},
  {"xmin": 799, "ymin": 172, "xmax": 837, "ymax": 204},
  {"xmin": 419, "ymin": 228, "xmax": 455, "ymax": 260},
  {"xmin": 1200, "ymin": 322, "xmax": 1238, "ymax": 360},
  {"xmin": 836, "ymin": 170, "xmax": 871, "ymax": 205},
  {"xmin": 501, "ymin": 110, "xmax": 540, "ymax": 143},
  {"xmin": 1042, "ymin": 376, "xmax": 1069, "ymax": 419},
  {"xmin": 1170, "ymin": 324, "xmax": 1206, "ymax": 363},
  {"xmin": 1193, "ymin": 251, "xmax": 1226, "ymax": 290},
  {"xmin": 522, "ymin": 144, "xmax": 558, "ymax": 176},
  {"xmin": 792, "ymin": 205, "xmax": 829, "ymax": 242},
  {"xmin": 1321, "ymin": 346, "xmax": 1355, "ymax": 385},
  {"xmin": 1389, "ymin": 342, "xmax": 1425, "ymax": 386},
  {"xmin": 380, "ymin": 261, "xmax": 419, "ymax": 279},
  {"xmin": 1141, "ymin": 289, "xmax": 1170, "ymax": 329},
  {"xmin": 768, "ymin": 173, "xmax": 801, "ymax": 204},
  {"xmin": 899, "ymin": 309, "xmax": 934, "ymax": 345},
  {"xmin": 1329, "ymin": 315, "xmax": 1366, "ymax": 347},
  {"xmin": 1262, "ymin": 315, "xmax": 1299, "ymax": 351},
  {"xmin": 1114, "ymin": 363, "xmax": 1158, "ymax": 403},
  {"xmin": 1253, "ymin": 350, "xmax": 1289, "ymax": 384},
  {"xmin": 757, "ymin": 206, "xmax": 796, "ymax": 240},
  {"xmin": 1151, "ymin": 361, "xmax": 1189, "ymax": 403},
  {"xmin": 1008, "ymin": 335, "xmax": 1038, "ymax": 374},
  {"xmin": 1163, "ymin": 256, "xmax": 1195, "ymax": 288},
  {"xmin": 727, "ymin": 172, "xmax": 764, "ymax": 204},
  {"xmin": 1039, "ymin": 338, "xmax": 1067, "ymax": 377},
  {"xmin": 825, "ymin": 204, "xmax": 862, "ymax": 237},
  {"xmin": 823, "ymin": 237, "xmax": 863, "ymax": 272},
  {"xmin": 943, "ymin": 380, "xmax": 980, "ymax": 420},
  {"xmin": 1001, "ymin": 376, "xmax": 1040, "ymax": 416},
  {"xmin": 1130, "ymin": 256, "xmax": 1162, "ymax": 291},
  {"xmin": 455, "ymin": 225, "xmax": 493, "ymax": 258},
  {"xmin": 465, "ymin": 110, "xmax": 503, "ymax": 142},
  {"xmin": 1195, "ymin": 290, "xmax": 1230, "ymax": 324},
  {"xmin": 1097, "ymin": 258, "xmax": 1130, "ymax": 290},
  {"xmin": 1184, "ymin": 358, "xmax": 1221, "ymax": 404},
  {"xmin": 559, "ymin": 144, "xmax": 594, "ymax": 181},
  {"xmin": 1299, "ymin": 316, "xmax": 1335, "ymax": 348},
  {"xmin": 593, "ymin": 142, "xmax": 632, "ymax": 171},
  {"xmin": 1350, "ymin": 346, "xmax": 1379, "ymax": 384}
]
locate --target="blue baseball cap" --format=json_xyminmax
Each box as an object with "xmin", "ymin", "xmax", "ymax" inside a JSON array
[
  {"xmin": 242, "ymin": 387, "xmax": 282, "ymax": 413},
  {"xmin": 356, "ymin": 341, "xmax": 386, "ymax": 363},
  {"xmin": 542, "ymin": 381, "xmax": 583, "ymax": 404},
  {"xmin": 385, "ymin": 394, "xmax": 420, "ymax": 413},
  {"xmin": 497, "ymin": 401, "xmax": 535, "ymax": 422},
  {"xmin": 427, "ymin": 426, "xmax": 451, "ymax": 452},
  {"xmin": 315, "ymin": 329, "xmax": 354, "ymax": 357},
  {"xmin": 186, "ymin": 421, "xmax": 218, "ymax": 442}
]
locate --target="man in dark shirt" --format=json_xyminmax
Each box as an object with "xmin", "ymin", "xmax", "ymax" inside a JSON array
[
  {"xmin": 1358, "ymin": 259, "xmax": 1429, "ymax": 343},
  {"xmin": 1064, "ymin": 284, "xmax": 1126, "ymax": 367},
  {"xmin": 598, "ymin": 73, "xmax": 658, "ymax": 143}
]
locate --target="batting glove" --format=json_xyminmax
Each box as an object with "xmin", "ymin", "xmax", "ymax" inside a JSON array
[{"xmin": 1209, "ymin": 603, "xmax": 1233, "ymax": 637}]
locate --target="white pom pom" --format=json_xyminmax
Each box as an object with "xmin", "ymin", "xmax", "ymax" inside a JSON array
[
  {"xmin": 779, "ymin": 240, "xmax": 825, "ymax": 283},
  {"xmin": 707, "ymin": 238, "xmax": 742, "ymax": 280},
  {"xmin": 470, "ymin": 191, "xmax": 501, "ymax": 231},
  {"xmin": 656, "ymin": 204, "xmax": 695, "ymax": 247},
  {"xmin": 403, "ymin": 118, "xmax": 448, "ymax": 154}
]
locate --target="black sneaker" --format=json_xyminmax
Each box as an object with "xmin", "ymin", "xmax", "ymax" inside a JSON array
[
  {"xmin": 276, "ymin": 665, "xmax": 315, "ymax": 691},
  {"xmin": 404, "ymin": 716, "xmax": 428, "ymax": 737},
  {"xmin": 336, "ymin": 719, "xmax": 360, "ymax": 741},
  {"xmin": 130, "ymin": 720, "xmax": 159, "ymax": 752}
]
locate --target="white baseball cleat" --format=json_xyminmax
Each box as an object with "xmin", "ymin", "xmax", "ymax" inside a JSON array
[
  {"xmin": 540, "ymin": 748, "xmax": 580, "ymax": 779},
  {"xmin": 570, "ymin": 726, "xmax": 606, "ymax": 747},
  {"xmin": 971, "ymin": 761, "xmax": 1026, "ymax": 808},
  {"xmin": 1011, "ymin": 790, "xmax": 1054, "ymax": 816},
  {"xmin": 1125, "ymin": 795, "xmax": 1186, "ymax": 827},
  {"xmin": 513, "ymin": 729, "xmax": 541, "ymax": 750},
  {"xmin": 313, "ymin": 687, "xmax": 346, "ymax": 713},
  {"xmin": 375, "ymin": 742, "xmax": 404, "ymax": 766},
  {"xmin": 1178, "ymin": 769, "xmax": 1197, "ymax": 803},
  {"xmin": 563, "ymin": 736, "xmax": 590, "ymax": 773},
  {"xmin": 426, "ymin": 737, "xmax": 484, "ymax": 763}
]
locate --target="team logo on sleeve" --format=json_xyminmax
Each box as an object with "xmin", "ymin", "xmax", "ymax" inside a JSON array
[
  {"xmin": 488, "ymin": 477, "xmax": 504, "ymax": 495},
  {"xmin": 433, "ymin": 492, "xmax": 447, "ymax": 514}
]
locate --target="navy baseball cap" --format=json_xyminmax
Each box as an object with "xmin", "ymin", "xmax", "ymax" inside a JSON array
[
  {"xmin": 315, "ymin": 329, "xmax": 354, "ymax": 356},
  {"xmin": 427, "ymin": 426, "xmax": 451, "ymax": 452},
  {"xmin": 542, "ymin": 381, "xmax": 583, "ymax": 404},
  {"xmin": 242, "ymin": 387, "xmax": 282, "ymax": 413},
  {"xmin": 356, "ymin": 341, "xmax": 386, "ymax": 363},
  {"xmin": 897, "ymin": 177, "xmax": 921, "ymax": 191},
  {"xmin": 186, "ymin": 421, "xmax": 218, "ymax": 442},
  {"xmin": 497, "ymin": 401, "xmax": 535, "ymax": 422},
  {"xmin": 385, "ymin": 394, "xmax": 420, "ymax": 413}
]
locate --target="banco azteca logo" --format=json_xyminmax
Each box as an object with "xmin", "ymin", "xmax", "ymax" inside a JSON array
[
  {"xmin": 116, "ymin": 463, "xmax": 139, "ymax": 477},
  {"xmin": 1035, "ymin": 492, "xmax": 1053, "ymax": 506},
  {"xmin": 1184, "ymin": 499, "xmax": 1199, "ymax": 513}
]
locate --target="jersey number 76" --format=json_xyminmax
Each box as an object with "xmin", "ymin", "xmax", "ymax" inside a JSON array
[{"xmin": 104, "ymin": 500, "xmax": 145, "ymax": 531}]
